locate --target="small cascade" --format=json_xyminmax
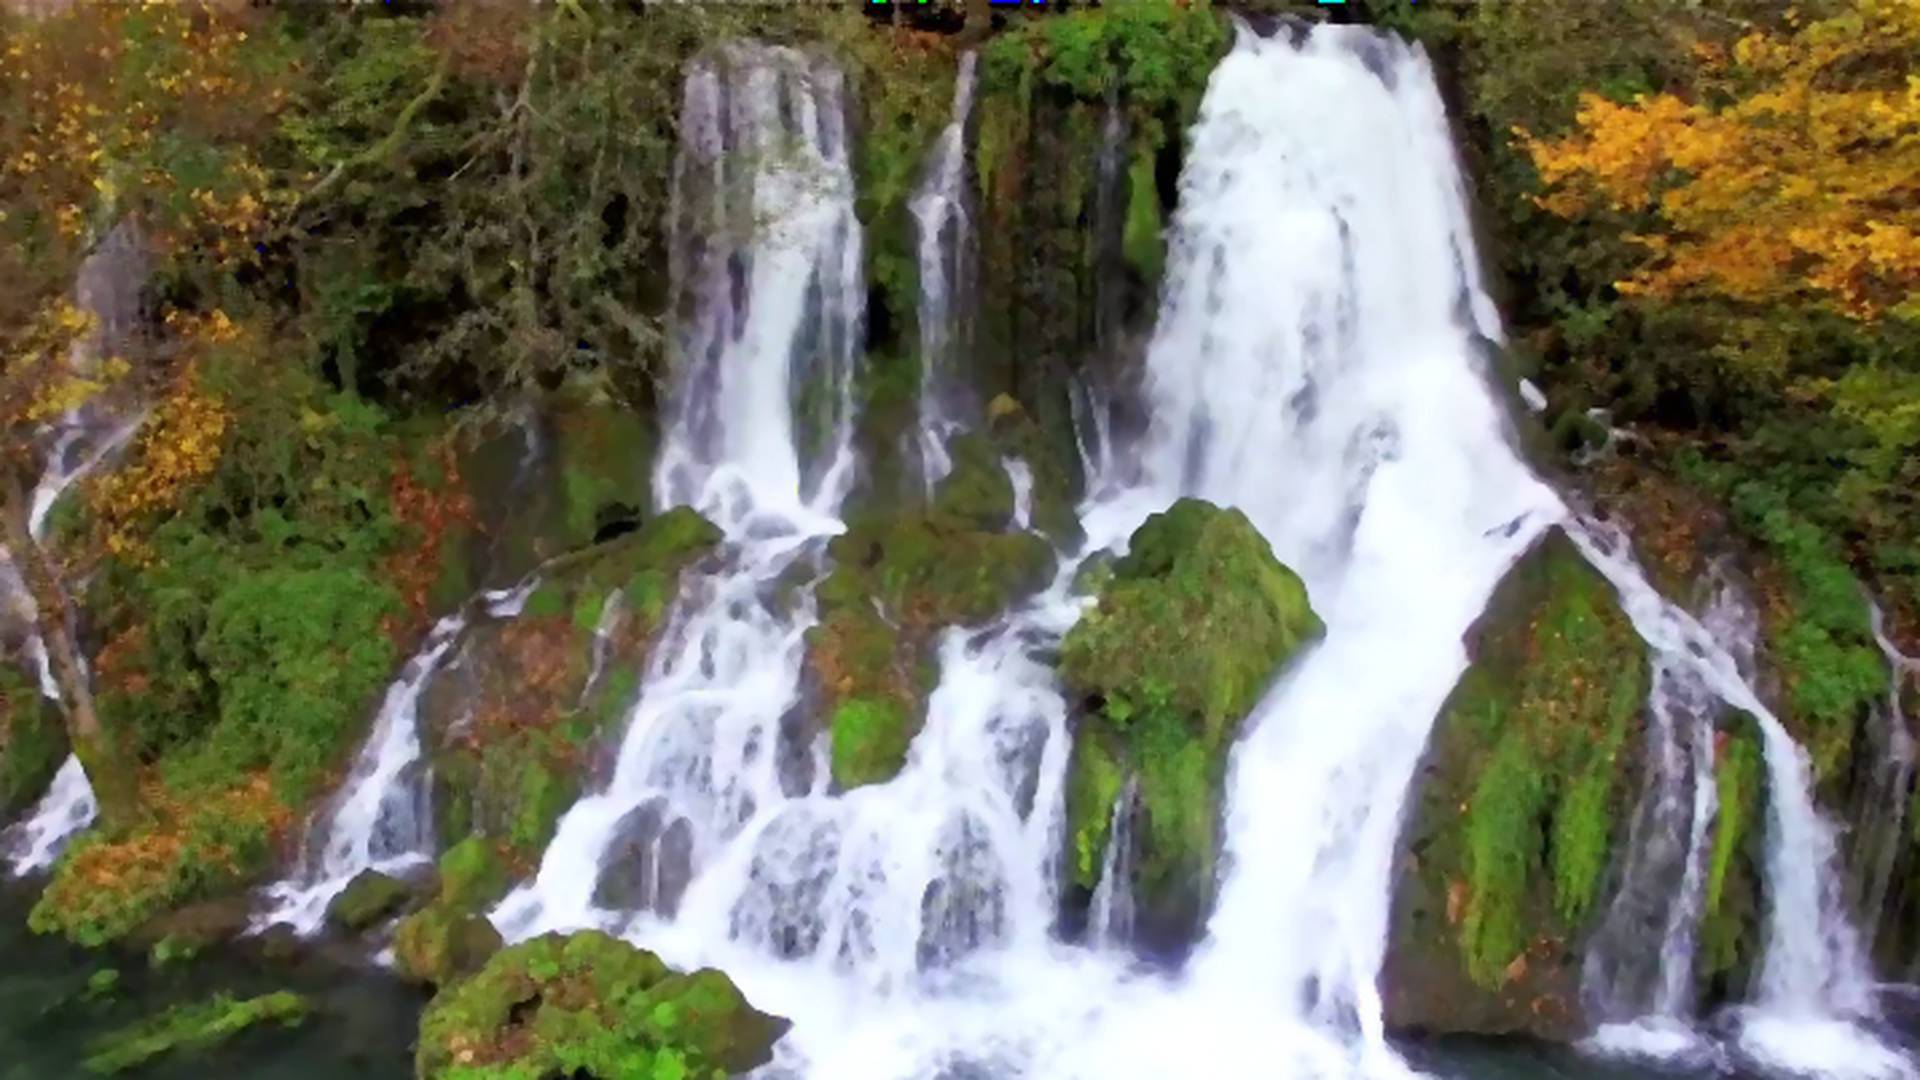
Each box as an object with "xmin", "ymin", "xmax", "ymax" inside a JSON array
[
  {"xmin": 1852, "ymin": 597, "xmax": 1918, "ymax": 950},
  {"xmin": 3, "ymin": 757, "xmax": 99, "ymax": 876},
  {"xmin": 1569, "ymin": 522, "xmax": 1914, "ymax": 1078},
  {"xmin": 252, "ymin": 611, "xmax": 475, "ymax": 935},
  {"xmin": 1086, "ymin": 776, "xmax": 1138, "ymax": 948},
  {"xmin": 494, "ymin": 42, "xmax": 864, "ymax": 939},
  {"xmin": 1581, "ymin": 570, "xmax": 1751, "ymax": 1064},
  {"xmin": 911, "ymin": 51, "xmax": 979, "ymax": 493},
  {"xmin": 1002, "ymin": 457, "xmax": 1034, "ymax": 532}
]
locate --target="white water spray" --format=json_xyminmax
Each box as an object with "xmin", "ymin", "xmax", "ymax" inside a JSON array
[{"xmin": 912, "ymin": 52, "xmax": 979, "ymax": 493}]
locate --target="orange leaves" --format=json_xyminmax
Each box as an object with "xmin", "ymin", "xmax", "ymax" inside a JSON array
[
  {"xmin": 384, "ymin": 444, "xmax": 477, "ymax": 630},
  {"xmin": 1521, "ymin": 0, "xmax": 1920, "ymax": 321},
  {"xmin": 87, "ymin": 360, "xmax": 230, "ymax": 563}
]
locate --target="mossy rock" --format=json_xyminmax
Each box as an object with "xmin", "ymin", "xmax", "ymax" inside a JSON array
[
  {"xmin": 415, "ymin": 930, "xmax": 788, "ymax": 1080},
  {"xmin": 1382, "ymin": 528, "xmax": 1648, "ymax": 1040},
  {"xmin": 811, "ymin": 440, "xmax": 1056, "ymax": 790},
  {"xmin": 325, "ymin": 869, "xmax": 414, "ymax": 932},
  {"xmin": 437, "ymin": 836, "xmax": 511, "ymax": 911},
  {"xmin": 1059, "ymin": 498, "xmax": 1322, "ymax": 952},
  {"xmin": 0, "ymin": 665, "xmax": 66, "ymax": 820},
  {"xmin": 423, "ymin": 511, "xmax": 718, "ymax": 868},
  {"xmin": 393, "ymin": 905, "xmax": 504, "ymax": 988},
  {"xmin": 82, "ymin": 991, "xmax": 309, "ymax": 1075}
]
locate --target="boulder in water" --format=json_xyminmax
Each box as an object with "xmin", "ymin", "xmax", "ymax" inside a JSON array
[
  {"xmin": 1059, "ymin": 497, "xmax": 1322, "ymax": 954},
  {"xmin": 393, "ymin": 905, "xmax": 502, "ymax": 988},
  {"xmin": 324, "ymin": 869, "xmax": 414, "ymax": 932},
  {"xmin": 415, "ymin": 930, "xmax": 788, "ymax": 1079},
  {"xmin": 1382, "ymin": 528, "xmax": 1647, "ymax": 1039}
]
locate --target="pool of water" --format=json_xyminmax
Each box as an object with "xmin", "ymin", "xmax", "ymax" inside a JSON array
[
  {"xmin": 3, "ymin": 877, "xmax": 1905, "ymax": 1079},
  {"xmin": 0, "ymin": 884, "xmax": 421, "ymax": 1080}
]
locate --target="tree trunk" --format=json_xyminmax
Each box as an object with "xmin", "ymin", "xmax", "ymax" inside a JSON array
[{"xmin": 0, "ymin": 466, "xmax": 140, "ymax": 830}]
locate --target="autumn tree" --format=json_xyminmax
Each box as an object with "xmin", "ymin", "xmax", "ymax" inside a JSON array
[{"xmin": 1522, "ymin": 0, "xmax": 1920, "ymax": 322}]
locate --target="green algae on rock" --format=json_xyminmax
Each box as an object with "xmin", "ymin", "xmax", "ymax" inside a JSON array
[
  {"xmin": 1383, "ymin": 528, "xmax": 1647, "ymax": 1039},
  {"xmin": 82, "ymin": 991, "xmax": 309, "ymax": 1075},
  {"xmin": 415, "ymin": 930, "xmax": 787, "ymax": 1080},
  {"xmin": 812, "ymin": 433, "xmax": 1055, "ymax": 790},
  {"xmin": 393, "ymin": 839, "xmax": 514, "ymax": 987},
  {"xmin": 1059, "ymin": 498, "xmax": 1321, "ymax": 949}
]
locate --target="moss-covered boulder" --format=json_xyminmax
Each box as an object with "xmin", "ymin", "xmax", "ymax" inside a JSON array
[
  {"xmin": 425, "ymin": 508, "xmax": 719, "ymax": 871},
  {"xmin": 810, "ymin": 434, "xmax": 1055, "ymax": 789},
  {"xmin": 1382, "ymin": 529, "xmax": 1647, "ymax": 1039},
  {"xmin": 83, "ymin": 991, "xmax": 309, "ymax": 1075},
  {"xmin": 0, "ymin": 663, "xmax": 65, "ymax": 820},
  {"xmin": 415, "ymin": 930, "xmax": 787, "ymax": 1080},
  {"xmin": 324, "ymin": 869, "xmax": 415, "ymax": 932},
  {"xmin": 392, "ymin": 839, "xmax": 515, "ymax": 986},
  {"xmin": 1059, "ymin": 498, "xmax": 1322, "ymax": 952}
]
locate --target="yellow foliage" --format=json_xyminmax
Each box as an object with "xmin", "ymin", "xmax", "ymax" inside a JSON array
[
  {"xmin": 87, "ymin": 361, "xmax": 231, "ymax": 563},
  {"xmin": 1522, "ymin": 0, "xmax": 1920, "ymax": 320}
]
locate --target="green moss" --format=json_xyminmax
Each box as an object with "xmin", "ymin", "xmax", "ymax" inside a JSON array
[
  {"xmin": 326, "ymin": 869, "xmax": 412, "ymax": 931},
  {"xmin": 830, "ymin": 698, "xmax": 915, "ymax": 793},
  {"xmin": 1066, "ymin": 733, "xmax": 1123, "ymax": 891},
  {"xmin": 438, "ymin": 836, "xmax": 510, "ymax": 911},
  {"xmin": 1419, "ymin": 530, "xmax": 1649, "ymax": 990},
  {"xmin": 1, "ymin": 666, "xmax": 66, "ymax": 818},
  {"xmin": 1121, "ymin": 143, "xmax": 1163, "ymax": 281},
  {"xmin": 1059, "ymin": 499, "xmax": 1321, "ymax": 938},
  {"xmin": 1706, "ymin": 725, "xmax": 1763, "ymax": 918},
  {"xmin": 814, "ymin": 441, "xmax": 1056, "ymax": 790},
  {"xmin": 393, "ymin": 904, "xmax": 503, "ymax": 988},
  {"xmin": 415, "ymin": 931, "xmax": 786, "ymax": 1080},
  {"xmin": 83, "ymin": 992, "xmax": 309, "ymax": 1075}
]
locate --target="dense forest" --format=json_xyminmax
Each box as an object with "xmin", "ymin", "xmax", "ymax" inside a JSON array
[{"xmin": 0, "ymin": 1, "xmax": 1917, "ymax": 1077}]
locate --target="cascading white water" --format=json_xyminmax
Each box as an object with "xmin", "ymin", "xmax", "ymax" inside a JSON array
[
  {"xmin": 252, "ymin": 611, "xmax": 473, "ymax": 935},
  {"xmin": 1570, "ymin": 522, "xmax": 1915, "ymax": 1078},
  {"xmin": 493, "ymin": 41, "xmax": 863, "ymax": 939},
  {"xmin": 3, "ymin": 757, "xmax": 98, "ymax": 876},
  {"xmin": 468, "ymin": 20, "xmax": 1917, "ymax": 1080},
  {"xmin": 911, "ymin": 52, "xmax": 979, "ymax": 494},
  {"xmin": 1855, "ymin": 597, "xmax": 1918, "ymax": 948},
  {"xmin": 1581, "ymin": 570, "xmax": 1751, "ymax": 1065}
]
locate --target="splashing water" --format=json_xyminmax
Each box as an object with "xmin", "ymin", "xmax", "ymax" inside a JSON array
[
  {"xmin": 1569, "ymin": 522, "xmax": 1914, "ymax": 1078},
  {"xmin": 251, "ymin": 611, "xmax": 475, "ymax": 935},
  {"xmin": 911, "ymin": 52, "xmax": 979, "ymax": 494},
  {"xmin": 493, "ymin": 41, "xmax": 864, "ymax": 941}
]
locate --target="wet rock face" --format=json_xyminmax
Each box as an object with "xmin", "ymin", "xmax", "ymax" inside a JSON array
[
  {"xmin": 415, "ymin": 930, "xmax": 789, "ymax": 1080},
  {"xmin": 592, "ymin": 796, "xmax": 694, "ymax": 917},
  {"xmin": 421, "ymin": 508, "xmax": 721, "ymax": 871},
  {"xmin": 1383, "ymin": 528, "xmax": 1647, "ymax": 1040},
  {"xmin": 1059, "ymin": 498, "xmax": 1323, "ymax": 957}
]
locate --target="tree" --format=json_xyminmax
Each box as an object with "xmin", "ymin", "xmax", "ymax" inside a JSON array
[{"xmin": 1522, "ymin": 0, "xmax": 1920, "ymax": 322}]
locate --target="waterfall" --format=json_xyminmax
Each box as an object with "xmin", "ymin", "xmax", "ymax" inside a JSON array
[
  {"xmin": 911, "ymin": 51, "xmax": 979, "ymax": 494},
  {"xmin": 252, "ymin": 609, "xmax": 476, "ymax": 935},
  {"xmin": 492, "ymin": 41, "xmax": 863, "ymax": 938},
  {"xmin": 1580, "ymin": 570, "xmax": 1749, "ymax": 1064},
  {"xmin": 3, "ymin": 757, "xmax": 98, "ymax": 876},
  {"xmin": 1569, "ymin": 522, "xmax": 1914, "ymax": 1078},
  {"xmin": 1854, "ymin": 597, "xmax": 1917, "ymax": 949},
  {"xmin": 1086, "ymin": 776, "xmax": 1138, "ymax": 948}
]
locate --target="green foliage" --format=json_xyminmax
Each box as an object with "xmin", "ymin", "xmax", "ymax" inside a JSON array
[
  {"xmin": 0, "ymin": 667, "xmax": 66, "ymax": 818},
  {"xmin": 415, "ymin": 931, "xmax": 785, "ymax": 1080},
  {"xmin": 186, "ymin": 567, "xmax": 398, "ymax": 801},
  {"xmin": 83, "ymin": 992, "xmax": 308, "ymax": 1075},
  {"xmin": 1065, "ymin": 734, "xmax": 1123, "ymax": 891}
]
